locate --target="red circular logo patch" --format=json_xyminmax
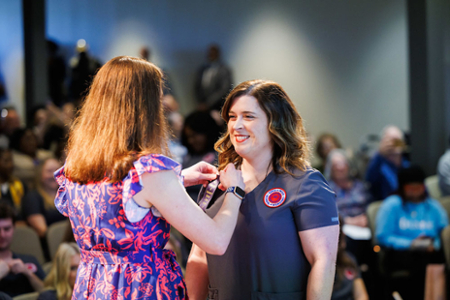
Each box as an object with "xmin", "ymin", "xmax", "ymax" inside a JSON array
[{"xmin": 264, "ymin": 188, "xmax": 286, "ymax": 208}]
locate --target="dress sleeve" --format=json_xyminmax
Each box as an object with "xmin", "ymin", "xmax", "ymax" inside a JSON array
[
  {"xmin": 291, "ymin": 170, "xmax": 339, "ymax": 232},
  {"xmin": 123, "ymin": 154, "xmax": 182, "ymax": 223},
  {"xmin": 54, "ymin": 166, "xmax": 69, "ymax": 217}
]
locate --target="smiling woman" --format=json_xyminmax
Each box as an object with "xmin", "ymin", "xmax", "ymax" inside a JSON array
[{"xmin": 186, "ymin": 79, "xmax": 340, "ymax": 300}]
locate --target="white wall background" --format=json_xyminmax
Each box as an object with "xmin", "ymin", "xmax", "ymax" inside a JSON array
[
  {"xmin": 0, "ymin": 1, "xmax": 25, "ymax": 123},
  {"xmin": 1, "ymin": 0, "xmax": 409, "ymax": 154}
]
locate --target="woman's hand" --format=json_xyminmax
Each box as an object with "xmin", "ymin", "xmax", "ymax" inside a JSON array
[
  {"xmin": 218, "ymin": 163, "xmax": 244, "ymax": 191},
  {"xmin": 182, "ymin": 162, "xmax": 219, "ymax": 187}
]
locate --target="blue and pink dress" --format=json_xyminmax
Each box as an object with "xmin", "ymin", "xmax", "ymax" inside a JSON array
[{"xmin": 54, "ymin": 154, "xmax": 187, "ymax": 300}]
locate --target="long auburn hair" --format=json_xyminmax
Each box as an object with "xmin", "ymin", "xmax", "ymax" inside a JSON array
[
  {"xmin": 44, "ymin": 242, "xmax": 80, "ymax": 300},
  {"xmin": 215, "ymin": 79, "xmax": 310, "ymax": 174},
  {"xmin": 65, "ymin": 56, "xmax": 170, "ymax": 183}
]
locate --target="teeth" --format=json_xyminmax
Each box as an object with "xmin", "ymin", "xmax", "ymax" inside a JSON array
[{"xmin": 236, "ymin": 136, "xmax": 248, "ymax": 142}]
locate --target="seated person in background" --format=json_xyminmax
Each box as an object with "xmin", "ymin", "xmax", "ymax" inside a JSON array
[
  {"xmin": 365, "ymin": 125, "xmax": 409, "ymax": 201},
  {"xmin": 0, "ymin": 203, "xmax": 45, "ymax": 297},
  {"xmin": 332, "ymin": 219, "xmax": 369, "ymax": 300},
  {"xmin": 324, "ymin": 149, "xmax": 375, "ymax": 291},
  {"xmin": 22, "ymin": 158, "xmax": 66, "ymax": 239},
  {"xmin": 10, "ymin": 128, "xmax": 53, "ymax": 190},
  {"xmin": 181, "ymin": 111, "xmax": 221, "ymax": 200},
  {"xmin": 0, "ymin": 107, "xmax": 21, "ymax": 149},
  {"xmin": 437, "ymin": 136, "xmax": 450, "ymax": 197},
  {"xmin": 325, "ymin": 149, "xmax": 370, "ymax": 227},
  {"xmin": 376, "ymin": 165, "xmax": 448, "ymax": 299},
  {"xmin": 37, "ymin": 243, "xmax": 80, "ymax": 300},
  {"xmin": 314, "ymin": 133, "xmax": 341, "ymax": 173},
  {"xmin": 0, "ymin": 148, "xmax": 25, "ymax": 221}
]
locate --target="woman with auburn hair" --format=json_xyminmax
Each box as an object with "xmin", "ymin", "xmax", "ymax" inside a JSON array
[
  {"xmin": 54, "ymin": 56, "xmax": 245, "ymax": 299},
  {"xmin": 186, "ymin": 79, "xmax": 340, "ymax": 300},
  {"xmin": 37, "ymin": 243, "xmax": 80, "ymax": 300}
]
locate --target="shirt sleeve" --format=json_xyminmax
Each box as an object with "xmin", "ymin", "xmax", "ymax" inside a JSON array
[
  {"xmin": 123, "ymin": 154, "xmax": 182, "ymax": 223},
  {"xmin": 21, "ymin": 192, "xmax": 43, "ymax": 218},
  {"xmin": 292, "ymin": 170, "xmax": 339, "ymax": 232},
  {"xmin": 54, "ymin": 166, "xmax": 69, "ymax": 217}
]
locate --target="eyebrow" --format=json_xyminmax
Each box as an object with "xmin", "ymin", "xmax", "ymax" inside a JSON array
[{"xmin": 228, "ymin": 110, "xmax": 256, "ymax": 114}]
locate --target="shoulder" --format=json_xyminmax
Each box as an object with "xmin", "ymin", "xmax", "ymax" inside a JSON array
[
  {"xmin": 134, "ymin": 154, "xmax": 180, "ymax": 172},
  {"xmin": 438, "ymin": 150, "xmax": 450, "ymax": 167},
  {"xmin": 13, "ymin": 252, "xmax": 40, "ymax": 265},
  {"xmin": 23, "ymin": 190, "xmax": 43, "ymax": 202},
  {"xmin": 426, "ymin": 197, "xmax": 446, "ymax": 211},
  {"xmin": 381, "ymin": 195, "xmax": 402, "ymax": 209},
  {"xmin": 290, "ymin": 168, "xmax": 334, "ymax": 195}
]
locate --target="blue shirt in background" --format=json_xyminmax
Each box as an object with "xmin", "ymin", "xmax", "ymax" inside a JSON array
[{"xmin": 376, "ymin": 195, "xmax": 449, "ymax": 250}]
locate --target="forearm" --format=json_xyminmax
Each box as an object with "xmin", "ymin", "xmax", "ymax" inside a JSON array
[
  {"xmin": 27, "ymin": 215, "xmax": 47, "ymax": 238},
  {"xmin": 26, "ymin": 272, "xmax": 44, "ymax": 292},
  {"xmin": 185, "ymin": 245, "xmax": 209, "ymax": 300},
  {"xmin": 306, "ymin": 259, "xmax": 336, "ymax": 300}
]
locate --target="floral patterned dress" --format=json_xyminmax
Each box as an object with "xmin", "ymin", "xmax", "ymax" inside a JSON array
[{"xmin": 54, "ymin": 154, "xmax": 187, "ymax": 300}]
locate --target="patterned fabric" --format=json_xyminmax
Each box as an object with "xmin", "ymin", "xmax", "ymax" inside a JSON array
[
  {"xmin": 54, "ymin": 154, "xmax": 187, "ymax": 300},
  {"xmin": 328, "ymin": 179, "xmax": 369, "ymax": 218}
]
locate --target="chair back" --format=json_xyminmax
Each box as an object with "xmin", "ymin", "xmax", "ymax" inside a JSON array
[
  {"xmin": 10, "ymin": 226, "xmax": 45, "ymax": 265},
  {"xmin": 46, "ymin": 219, "xmax": 70, "ymax": 260},
  {"xmin": 441, "ymin": 226, "xmax": 450, "ymax": 270},
  {"xmin": 366, "ymin": 200, "xmax": 383, "ymax": 245},
  {"xmin": 438, "ymin": 196, "xmax": 450, "ymax": 219},
  {"xmin": 425, "ymin": 175, "xmax": 442, "ymax": 200}
]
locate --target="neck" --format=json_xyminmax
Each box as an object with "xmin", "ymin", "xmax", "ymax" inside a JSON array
[
  {"xmin": 0, "ymin": 249, "xmax": 12, "ymax": 260},
  {"xmin": 334, "ymin": 177, "xmax": 351, "ymax": 189},
  {"xmin": 241, "ymin": 151, "xmax": 273, "ymax": 191}
]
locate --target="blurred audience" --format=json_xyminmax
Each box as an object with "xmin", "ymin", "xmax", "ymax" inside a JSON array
[
  {"xmin": 47, "ymin": 40, "xmax": 67, "ymax": 107},
  {"xmin": 181, "ymin": 111, "xmax": 221, "ymax": 200},
  {"xmin": 0, "ymin": 107, "xmax": 21, "ymax": 149},
  {"xmin": 437, "ymin": 136, "xmax": 450, "ymax": 197},
  {"xmin": 325, "ymin": 149, "xmax": 370, "ymax": 226},
  {"xmin": 194, "ymin": 44, "xmax": 232, "ymax": 111},
  {"xmin": 0, "ymin": 148, "xmax": 25, "ymax": 221},
  {"xmin": 69, "ymin": 39, "xmax": 102, "ymax": 103},
  {"xmin": 376, "ymin": 165, "xmax": 448, "ymax": 299},
  {"xmin": 10, "ymin": 128, "xmax": 54, "ymax": 190},
  {"xmin": 0, "ymin": 203, "xmax": 45, "ymax": 297},
  {"xmin": 365, "ymin": 125, "xmax": 409, "ymax": 201},
  {"xmin": 331, "ymin": 219, "xmax": 369, "ymax": 300},
  {"xmin": 22, "ymin": 158, "xmax": 65, "ymax": 239},
  {"xmin": 314, "ymin": 133, "xmax": 342, "ymax": 174},
  {"xmin": 324, "ymin": 149, "xmax": 375, "ymax": 294},
  {"xmin": 38, "ymin": 243, "xmax": 80, "ymax": 300}
]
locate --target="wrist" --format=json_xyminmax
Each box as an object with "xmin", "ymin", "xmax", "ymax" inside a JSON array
[{"xmin": 225, "ymin": 186, "xmax": 245, "ymax": 201}]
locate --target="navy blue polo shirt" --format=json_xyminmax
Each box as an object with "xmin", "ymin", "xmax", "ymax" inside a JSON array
[{"xmin": 204, "ymin": 168, "xmax": 339, "ymax": 300}]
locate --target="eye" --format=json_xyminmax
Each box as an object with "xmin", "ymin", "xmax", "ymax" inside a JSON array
[
  {"xmin": 244, "ymin": 114, "xmax": 255, "ymax": 119},
  {"xmin": 228, "ymin": 114, "xmax": 236, "ymax": 120}
]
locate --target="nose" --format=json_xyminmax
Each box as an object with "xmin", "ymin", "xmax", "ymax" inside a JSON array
[{"xmin": 233, "ymin": 116, "xmax": 243, "ymax": 130}]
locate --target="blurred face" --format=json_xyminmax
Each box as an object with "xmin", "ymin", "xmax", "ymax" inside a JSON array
[
  {"xmin": 2, "ymin": 110, "xmax": 21, "ymax": 135},
  {"xmin": 319, "ymin": 137, "xmax": 338, "ymax": 160},
  {"xmin": 20, "ymin": 130, "xmax": 38, "ymax": 157},
  {"xmin": 331, "ymin": 155, "xmax": 349, "ymax": 181},
  {"xmin": 41, "ymin": 159, "xmax": 61, "ymax": 191},
  {"xmin": 184, "ymin": 126, "xmax": 208, "ymax": 154},
  {"xmin": 0, "ymin": 151, "xmax": 14, "ymax": 179},
  {"xmin": 403, "ymin": 183, "xmax": 426, "ymax": 203},
  {"xmin": 227, "ymin": 95, "xmax": 272, "ymax": 162},
  {"xmin": 69, "ymin": 253, "xmax": 80, "ymax": 289},
  {"xmin": 0, "ymin": 219, "xmax": 14, "ymax": 251},
  {"xmin": 34, "ymin": 109, "xmax": 48, "ymax": 126}
]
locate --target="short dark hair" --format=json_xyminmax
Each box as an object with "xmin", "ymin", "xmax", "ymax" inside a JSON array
[{"xmin": 0, "ymin": 202, "xmax": 16, "ymax": 224}]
